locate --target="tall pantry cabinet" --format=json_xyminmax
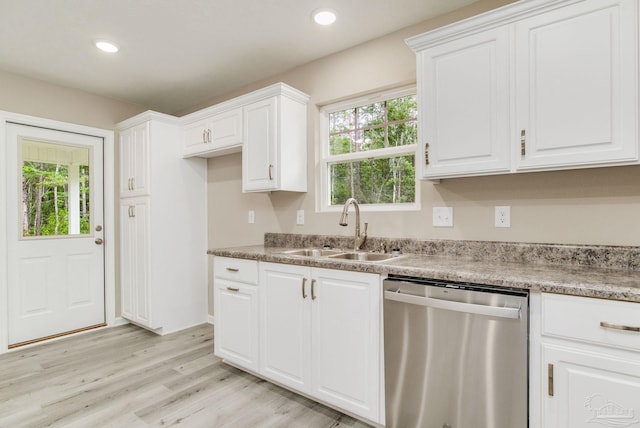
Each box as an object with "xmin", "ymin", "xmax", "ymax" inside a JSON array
[{"xmin": 117, "ymin": 111, "xmax": 207, "ymax": 334}]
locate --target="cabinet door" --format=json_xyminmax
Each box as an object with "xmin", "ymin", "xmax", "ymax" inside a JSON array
[
  {"xmin": 259, "ymin": 263, "xmax": 311, "ymax": 393},
  {"xmin": 243, "ymin": 97, "xmax": 277, "ymax": 192},
  {"xmin": 120, "ymin": 198, "xmax": 156, "ymax": 328},
  {"xmin": 182, "ymin": 117, "xmax": 211, "ymax": 156},
  {"xmin": 183, "ymin": 108, "xmax": 243, "ymax": 157},
  {"xmin": 214, "ymin": 279, "xmax": 258, "ymax": 372},
  {"xmin": 418, "ymin": 26, "xmax": 511, "ymax": 178},
  {"xmin": 516, "ymin": 0, "xmax": 638, "ymax": 170},
  {"xmin": 120, "ymin": 122, "xmax": 150, "ymax": 197},
  {"xmin": 310, "ymin": 268, "xmax": 381, "ymax": 422},
  {"xmin": 542, "ymin": 344, "xmax": 640, "ymax": 428}
]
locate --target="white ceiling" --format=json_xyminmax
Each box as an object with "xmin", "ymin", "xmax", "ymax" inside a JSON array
[{"xmin": 0, "ymin": 0, "xmax": 479, "ymax": 114}]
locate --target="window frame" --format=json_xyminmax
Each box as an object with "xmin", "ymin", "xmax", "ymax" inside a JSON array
[{"xmin": 318, "ymin": 85, "xmax": 420, "ymax": 213}]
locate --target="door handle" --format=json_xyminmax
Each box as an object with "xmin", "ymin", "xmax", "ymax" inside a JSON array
[
  {"xmin": 95, "ymin": 238, "xmax": 104, "ymax": 245},
  {"xmin": 301, "ymin": 278, "xmax": 308, "ymax": 299},
  {"xmin": 311, "ymin": 279, "xmax": 317, "ymax": 300}
]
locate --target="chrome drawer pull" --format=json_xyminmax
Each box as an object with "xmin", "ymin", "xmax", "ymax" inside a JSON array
[
  {"xmin": 226, "ymin": 287, "xmax": 240, "ymax": 292},
  {"xmin": 600, "ymin": 321, "xmax": 640, "ymax": 333},
  {"xmin": 226, "ymin": 267, "xmax": 239, "ymax": 272}
]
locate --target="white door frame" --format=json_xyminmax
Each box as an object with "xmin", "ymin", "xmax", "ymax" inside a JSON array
[{"xmin": 0, "ymin": 111, "xmax": 116, "ymax": 354}]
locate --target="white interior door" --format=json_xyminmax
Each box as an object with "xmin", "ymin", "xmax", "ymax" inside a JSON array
[{"xmin": 6, "ymin": 123, "xmax": 105, "ymax": 346}]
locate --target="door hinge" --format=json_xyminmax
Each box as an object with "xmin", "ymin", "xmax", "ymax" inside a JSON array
[
  {"xmin": 548, "ymin": 363, "xmax": 554, "ymax": 396},
  {"xmin": 520, "ymin": 130, "xmax": 526, "ymax": 157},
  {"xmin": 424, "ymin": 142, "xmax": 430, "ymax": 166}
]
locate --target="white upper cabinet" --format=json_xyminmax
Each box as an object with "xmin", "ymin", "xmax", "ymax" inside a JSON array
[
  {"xmin": 515, "ymin": 0, "xmax": 638, "ymax": 170},
  {"xmin": 182, "ymin": 107, "xmax": 243, "ymax": 158},
  {"xmin": 407, "ymin": 0, "xmax": 639, "ymax": 179},
  {"xmin": 119, "ymin": 122, "xmax": 150, "ymax": 197},
  {"xmin": 242, "ymin": 83, "xmax": 309, "ymax": 192},
  {"xmin": 416, "ymin": 26, "xmax": 511, "ymax": 178},
  {"xmin": 179, "ymin": 82, "xmax": 309, "ymax": 192}
]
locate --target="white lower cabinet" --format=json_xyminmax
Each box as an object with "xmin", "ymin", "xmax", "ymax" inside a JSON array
[
  {"xmin": 536, "ymin": 293, "xmax": 640, "ymax": 428},
  {"xmin": 259, "ymin": 262, "xmax": 382, "ymax": 424},
  {"xmin": 213, "ymin": 257, "xmax": 259, "ymax": 372}
]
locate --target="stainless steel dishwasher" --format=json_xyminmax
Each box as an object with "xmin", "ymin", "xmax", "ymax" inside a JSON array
[{"xmin": 383, "ymin": 275, "xmax": 529, "ymax": 428}]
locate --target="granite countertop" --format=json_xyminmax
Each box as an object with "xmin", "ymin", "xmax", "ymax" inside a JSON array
[{"xmin": 210, "ymin": 243, "xmax": 640, "ymax": 303}]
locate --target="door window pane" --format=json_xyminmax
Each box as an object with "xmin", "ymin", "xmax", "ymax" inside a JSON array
[{"xmin": 21, "ymin": 139, "xmax": 91, "ymax": 237}]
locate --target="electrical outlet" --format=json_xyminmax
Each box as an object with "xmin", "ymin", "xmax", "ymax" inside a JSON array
[
  {"xmin": 433, "ymin": 207, "xmax": 453, "ymax": 227},
  {"xmin": 296, "ymin": 209, "xmax": 304, "ymax": 225},
  {"xmin": 248, "ymin": 210, "xmax": 255, "ymax": 224},
  {"xmin": 495, "ymin": 206, "xmax": 511, "ymax": 228}
]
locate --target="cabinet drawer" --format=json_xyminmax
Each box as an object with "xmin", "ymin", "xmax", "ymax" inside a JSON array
[
  {"xmin": 542, "ymin": 293, "xmax": 640, "ymax": 351},
  {"xmin": 214, "ymin": 257, "xmax": 258, "ymax": 284}
]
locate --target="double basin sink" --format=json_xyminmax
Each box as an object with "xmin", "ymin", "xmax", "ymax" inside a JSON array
[{"xmin": 279, "ymin": 248, "xmax": 401, "ymax": 262}]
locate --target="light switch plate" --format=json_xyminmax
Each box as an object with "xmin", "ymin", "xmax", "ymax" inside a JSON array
[
  {"xmin": 433, "ymin": 207, "xmax": 453, "ymax": 227},
  {"xmin": 248, "ymin": 210, "xmax": 255, "ymax": 224},
  {"xmin": 296, "ymin": 209, "xmax": 304, "ymax": 225}
]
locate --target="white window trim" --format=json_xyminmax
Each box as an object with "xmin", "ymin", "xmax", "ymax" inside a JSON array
[{"xmin": 318, "ymin": 85, "xmax": 420, "ymax": 213}]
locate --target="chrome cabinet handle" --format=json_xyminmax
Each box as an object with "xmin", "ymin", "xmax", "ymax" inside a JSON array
[
  {"xmin": 226, "ymin": 267, "xmax": 239, "ymax": 272},
  {"xmin": 128, "ymin": 206, "xmax": 133, "ymax": 217},
  {"xmin": 600, "ymin": 321, "xmax": 640, "ymax": 333},
  {"xmin": 203, "ymin": 129, "xmax": 206, "ymax": 144},
  {"xmin": 130, "ymin": 206, "xmax": 135, "ymax": 218},
  {"xmin": 226, "ymin": 286, "xmax": 240, "ymax": 292},
  {"xmin": 311, "ymin": 279, "xmax": 317, "ymax": 300},
  {"xmin": 301, "ymin": 278, "xmax": 308, "ymax": 299},
  {"xmin": 95, "ymin": 238, "xmax": 103, "ymax": 245},
  {"xmin": 208, "ymin": 129, "xmax": 212, "ymax": 143},
  {"xmin": 268, "ymin": 164, "xmax": 273, "ymax": 180}
]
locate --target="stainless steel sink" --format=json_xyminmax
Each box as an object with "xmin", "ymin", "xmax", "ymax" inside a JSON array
[
  {"xmin": 280, "ymin": 248, "xmax": 344, "ymax": 257},
  {"xmin": 328, "ymin": 252, "xmax": 401, "ymax": 262}
]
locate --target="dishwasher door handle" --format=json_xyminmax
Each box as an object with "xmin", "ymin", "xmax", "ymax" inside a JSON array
[{"xmin": 384, "ymin": 290, "xmax": 521, "ymax": 319}]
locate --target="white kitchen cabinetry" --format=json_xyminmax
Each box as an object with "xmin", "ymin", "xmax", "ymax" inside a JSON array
[
  {"xmin": 119, "ymin": 122, "xmax": 149, "ymax": 197},
  {"xmin": 120, "ymin": 197, "xmax": 153, "ymax": 326},
  {"xmin": 118, "ymin": 111, "xmax": 207, "ymax": 334},
  {"xmin": 415, "ymin": 26, "xmax": 511, "ymax": 178},
  {"xmin": 515, "ymin": 0, "xmax": 638, "ymax": 170},
  {"xmin": 213, "ymin": 257, "xmax": 259, "ymax": 372},
  {"xmin": 407, "ymin": 0, "xmax": 639, "ymax": 179},
  {"xmin": 259, "ymin": 262, "xmax": 381, "ymax": 424},
  {"xmin": 535, "ymin": 293, "xmax": 640, "ymax": 428},
  {"xmin": 182, "ymin": 107, "xmax": 243, "ymax": 158},
  {"xmin": 242, "ymin": 84, "xmax": 309, "ymax": 192}
]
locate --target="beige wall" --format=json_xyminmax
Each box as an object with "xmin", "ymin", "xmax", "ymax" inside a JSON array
[
  {"xmin": 0, "ymin": 69, "xmax": 148, "ymax": 317},
  {"xmin": 201, "ymin": 0, "xmax": 640, "ymax": 253}
]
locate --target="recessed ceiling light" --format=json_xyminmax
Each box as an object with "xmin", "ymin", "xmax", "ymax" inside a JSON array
[
  {"xmin": 95, "ymin": 40, "xmax": 119, "ymax": 53},
  {"xmin": 313, "ymin": 8, "xmax": 337, "ymax": 26}
]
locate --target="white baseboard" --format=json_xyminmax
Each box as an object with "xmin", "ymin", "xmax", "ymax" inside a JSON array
[
  {"xmin": 207, "ymin": 315, "xmax": 215, "ymax": 325},
  {"xmin": 111, "ymin": 317, "xmax": 130, "ymax": 327}
]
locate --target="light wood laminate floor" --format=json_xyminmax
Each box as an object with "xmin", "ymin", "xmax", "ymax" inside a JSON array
[{"xmin": 0, "ymin": 324, "xmax": 372, "ymax": 428}]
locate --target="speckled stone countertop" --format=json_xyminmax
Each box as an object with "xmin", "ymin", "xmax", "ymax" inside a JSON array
[{"xmin": 209, "ymin": 234, "xmax": 640, "ymax": 303}]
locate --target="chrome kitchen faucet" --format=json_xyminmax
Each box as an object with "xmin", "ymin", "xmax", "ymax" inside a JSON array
[{"xmin": 339, "ymin": 198, "xmax": 367, "ymax": 252}]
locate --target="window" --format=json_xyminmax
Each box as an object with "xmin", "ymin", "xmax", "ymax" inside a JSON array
[{"xmin": 319, "ymin": 86, "xmax": 418, "ymax": 211}]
